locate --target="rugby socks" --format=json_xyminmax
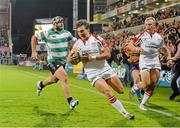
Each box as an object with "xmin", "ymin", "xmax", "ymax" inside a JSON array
[
  {"xmin": 67, "ymin": 97, "xmax": 73, "ymax": 104},
  {"xmin": 140, "ymin": 92, "xmax": 150, "ymax": 105},
  {"xmin": 135, "ymin": 89, "xmax": 142, "ymax": 100},
  {"xmin": 109, "ymin": 96, "xmax": 128, "ymax": 115},
  {"xmin": 40, "ymin": 81, "xmax": 45, "ymax": 88},
  {"xmin": 132, "ymin": 84, "xmax": 138, "ymax": 92},
  {"xmin": 133, "ymin": 82, "xmax": 142, "ymax": 100}
]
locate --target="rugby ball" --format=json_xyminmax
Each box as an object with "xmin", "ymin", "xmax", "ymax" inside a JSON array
[{"xmin": 70, "ymin": 51, "xmax": 81, "ymax": 65}]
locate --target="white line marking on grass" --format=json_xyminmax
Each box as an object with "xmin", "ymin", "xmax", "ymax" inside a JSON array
[
  {"xmin": 148, "ymin": 108, "xmax": 180, "ymax": 120},
  {"xmin": 22, "ymin": 70, "xmax": 180, "ymax": 121}
]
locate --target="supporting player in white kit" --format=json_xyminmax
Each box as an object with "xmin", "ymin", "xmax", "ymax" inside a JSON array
[{"xmin": 128, "ymin": 17, "xmax": 171, "ymax": 110}]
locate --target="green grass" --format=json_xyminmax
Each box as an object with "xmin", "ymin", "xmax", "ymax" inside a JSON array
[{"xmin": 0, "ymin": 65, "xmax": 180, "ymax": 127}]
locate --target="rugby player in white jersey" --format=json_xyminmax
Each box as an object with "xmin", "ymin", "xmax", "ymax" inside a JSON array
[
  {"xmin": 31, "ymin": 16, "xmax": 79, "ymax": 109},
  {"xmin": 68, "ymin": 19, "xmax": 134, "ymax": 120},
  {"xmin": 129, "ymin": 17, "xmax": 171, "ymax": 110}
]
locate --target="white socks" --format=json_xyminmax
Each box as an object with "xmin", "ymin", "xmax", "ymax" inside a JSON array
[
  {"xmin": 111, "ymin": 99, "xmax": 128, "ymax": 115},
  {"xmin": 140, "ymin": 93, "xmax": 150, "ymax": 105}
]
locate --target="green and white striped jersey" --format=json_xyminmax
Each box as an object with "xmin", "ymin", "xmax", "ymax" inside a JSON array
[{"xmin": 35, "ymin": 28, "xmax": 76, "ymax": 63}]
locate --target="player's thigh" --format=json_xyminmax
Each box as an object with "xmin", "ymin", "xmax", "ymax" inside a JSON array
[
  {"xmin": 46, "ymin": 75, "xmax": 58, "ymax": 83},
  {"xmin": 106, "ymin": 76, "xmax": 124, "ymax": 94},
  {"xmin": 131, "ymin": 69, "xmax": 140, "ymax": 81},
  {"xmin": 141, "ymin": 70, "xmax": 151, "ymax": 85},
  {"xmin": 54, "ymin": 66, "xmax": 68, "ymax": 81},
  {"xmin": 95, "ymin": 78, "xmax": 113, "ymax": 97},
  {"xmin": 150, "ymin": 69, "xmax": 160, "ymax": 85}
]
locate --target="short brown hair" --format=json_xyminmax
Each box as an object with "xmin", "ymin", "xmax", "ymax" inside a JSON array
[{"xmin": 76, "ymin": 19, "xmax": 90, "ymax": 29}]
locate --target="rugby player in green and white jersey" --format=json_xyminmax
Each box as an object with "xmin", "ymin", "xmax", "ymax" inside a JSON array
[{"xmin": 31, "ymin": 16, "xmax": 79, "ymax": 110}]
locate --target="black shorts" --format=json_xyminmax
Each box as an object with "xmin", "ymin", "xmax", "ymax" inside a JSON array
[
  {"xmin": 130, "ymin": 62, "xmax": 139, "ymax": 71},
  {"xmin": 47, "ymin": 60, "xmax": 66, "ymax": 74}
]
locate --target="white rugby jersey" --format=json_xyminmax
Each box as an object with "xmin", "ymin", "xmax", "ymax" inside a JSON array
[
  {"xmin": 73, "ymin": 34, "xmax": 111, "ymax": 74},
  {"xmin": 137, "ymin": 32, "xmax": 164, "ymax": 67}
]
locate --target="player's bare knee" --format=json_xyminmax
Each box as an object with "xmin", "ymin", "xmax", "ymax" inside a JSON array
[
  {"xmin": 103, "ymin": 89, "xmax": 112, "ymax": 96},
  {"xmin": 116, "ymin": 87, "xmax": 124, "ymax": 94},
  {"xmin": 141, "ymin": 81, "xmax": 150, "ymax": 88},
  {"xmin": 50, "ymin": 76, "xmax": 58, "ymax": 83},
  {"xmin": 59, "ymin": 76, "xmax": 68, "ymax": 85},
  {"xmin": 61, "ymin": 72, "xmax": 68, "ymax": 79},
  {"xmin": 108, "ymin": 95, "xmax": 117, "ymax": 103},
  {"xmin": 145, "ymin": 90, "xmax": 153, "ymax": 96},
  {"xmin": 63, "ymin": 78, "xmax": 68, "ymax": 85},
  {"xmin": 52, "ymin": 77, "xmax": 58, "ymax": 83},
  {"xmin": 150, "ymin": 81, "xmax": 156, "ymax": 86}
]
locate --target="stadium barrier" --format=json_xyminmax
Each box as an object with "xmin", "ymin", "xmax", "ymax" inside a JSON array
[{"xmin": 157, "ymin": 70, "xmax": 172, "ymax": 87}]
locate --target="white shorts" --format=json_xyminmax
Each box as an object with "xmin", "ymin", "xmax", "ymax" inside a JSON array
[
  {"xmin": 139, "ymin": 63, "xmax": 161, "ymax": 73},
  {"xmin": 86, "ymin": 66, "xmax": 117, "ymax": 86}
]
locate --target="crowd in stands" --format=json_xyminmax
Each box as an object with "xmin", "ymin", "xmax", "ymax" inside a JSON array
[
  {"xmin": 0, "ymin": 25, "xmax": 9, "ymax": 47},
  {"xmin": 106, "ymin": 0, "xmax": 135, "ymax": 12},
  {"xmin": 0, "ymin": 25, "xmax": 12, "ymax": 64},
  {"xmin": 112, "ymin": 8, "xmax": 179, "ymax": 31}
]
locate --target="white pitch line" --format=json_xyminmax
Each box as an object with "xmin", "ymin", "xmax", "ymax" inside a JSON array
[{"xmin": 22, "ymin": 70, "xmax": 180, "ymax": 121}]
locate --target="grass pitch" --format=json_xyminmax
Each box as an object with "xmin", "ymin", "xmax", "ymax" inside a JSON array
[{"xmin": 0, "ymin": 65, "xmax": 180, "ymax": 127}]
